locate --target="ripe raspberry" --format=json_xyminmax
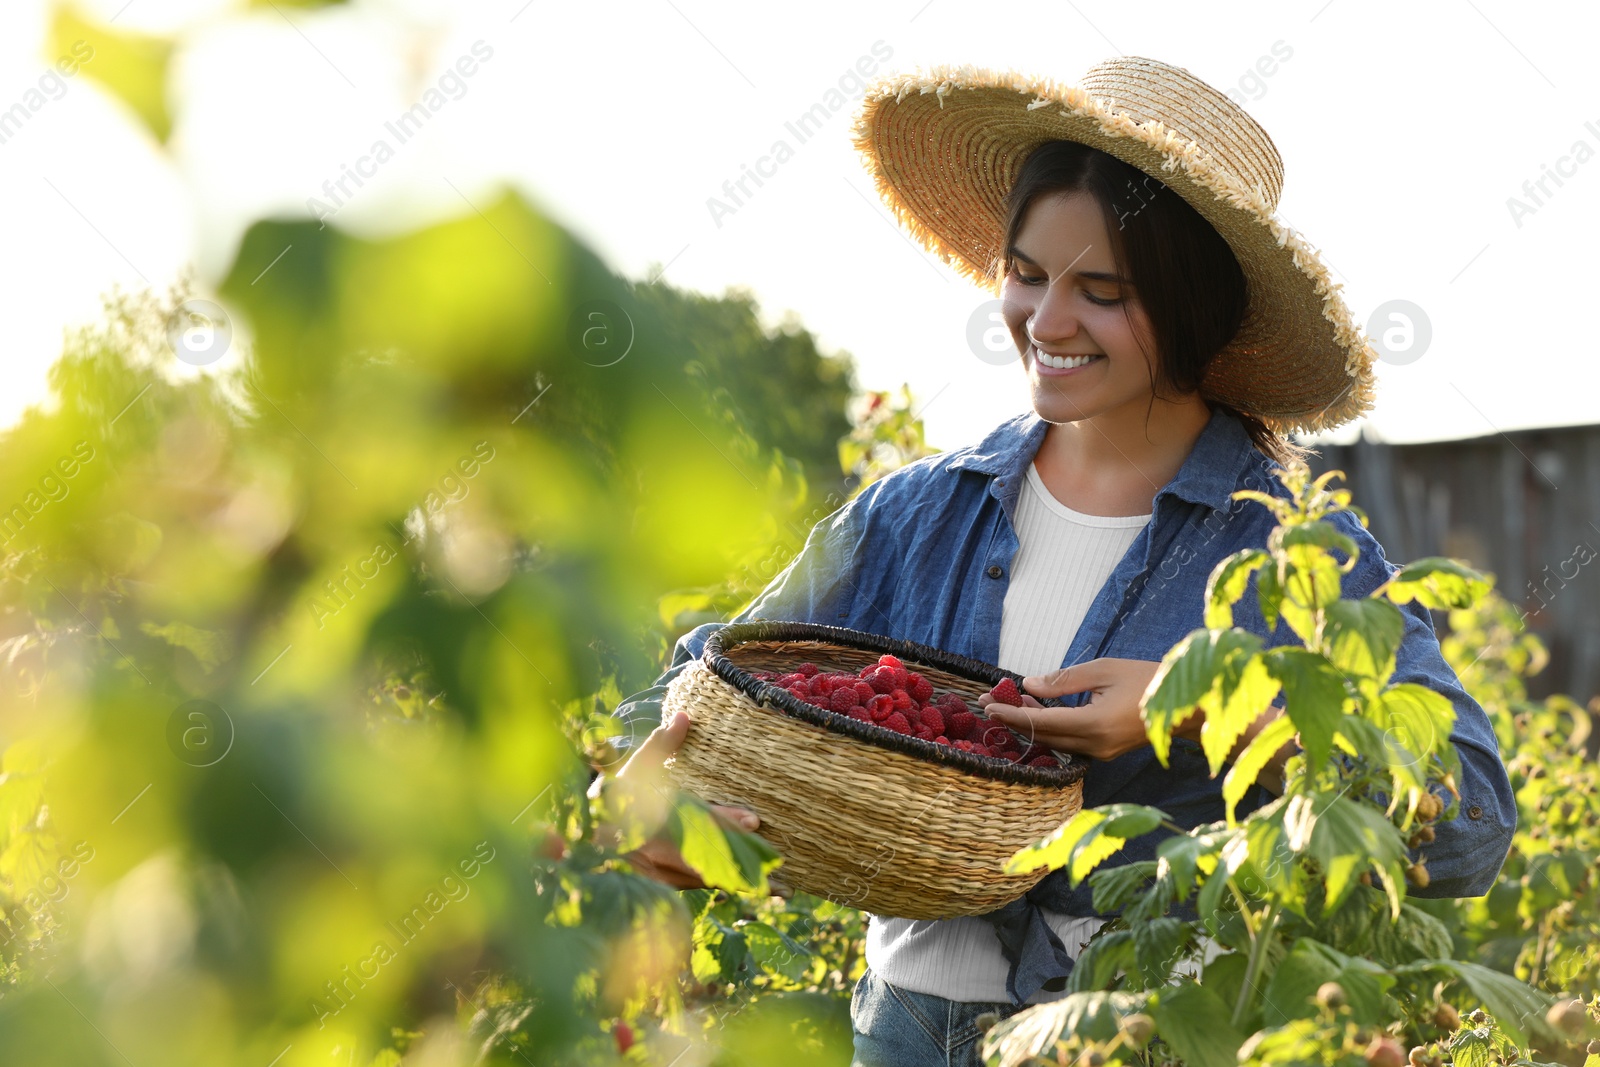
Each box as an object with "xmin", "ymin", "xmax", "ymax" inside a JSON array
[
  {"xmin": 846, "ymin": 705, "xmax": 872, "ymax": 723},
  {"xmin": 776, "ymin": 672, "xmax": 804, "ymax": 688},
  {"xmin": 908, "ymin": 673, "xmax": 934, "ymax": 703},
  {"xmin": 919, "ymin": 704, "xmax": 947, "ymax": 734},
  {"xmin": 854, "ymin": 680, "xmax": 875, "ymax": 703},
  {"xmin": 948, "ymin": 711, "xmax": 977, "ymax": 739},
  {"xmin": 867, "ymin": 694, "xmax": 895, "ymax": 721},
  {"xmin": 891, "ymin": 689, "xmax": 914, "ymax": 712},
  {"xmin": 998, "ymin": 749, "xmax": 1023, "ymax": 763},
  {"xmin": 991, "ymin": 678, "xmax": 1023, "ymax": 706},
  {"xmin": 939, "ymin": 694, "xmax": 969, "ymax": 716},
  {"xmin": 981, "ymin": 724, "xmax": 1016, "ymax": 750},
  {"xmin": 970, "ymin": 744, "xmax": 994, "ymax": 758},
  {"xmin": 914, "ymin": 725, "xmax": 936, "ymax": 741},
  {"xmin": 1019, "ymin": 745, "xmax": 1050, "ymax": 763},
  {"xmin": 890, "ymin": 666, "xmax": 911, "ymax": 690},
  {"xmin": 830, "ymin": 687, "xmax": 861, "ymax": 713},
  {"xmin": 953, "ymin": 740, "xmax": 976, "ymax": 753},
  {"xmin": 934, "ymin": 735, "xmax": 949, "ymax": 745},
  {"xmin": 786, "ymin": 686, "xmax": 808, "ymax": 702},
  {"xmin": 884, "ymin": 711, "xmax": 912, "ymax": 734},
  {"xmin": 865, "ymin": 667, "xmax": 897, "ymax": 695},
  {"xmin": 797, "ymin": 663, "xmax": 820, "ymax": 677},
  {"xmin": 1028, "ymin": 755, "xmax": 1059, "ymax": 768},
  {"xmin": 877, "ymin": 654, "xmax": 904, "ymax": 670}
]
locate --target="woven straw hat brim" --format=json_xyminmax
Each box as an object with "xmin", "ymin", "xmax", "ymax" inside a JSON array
[{"xmin": 850, "ymin": 62, "xmax": 1378, "ymax": 436}]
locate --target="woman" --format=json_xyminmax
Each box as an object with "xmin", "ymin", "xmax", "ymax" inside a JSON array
[{"xmin": 605, "ymin": 57, "xmax": 1515, "ymax": 1066}]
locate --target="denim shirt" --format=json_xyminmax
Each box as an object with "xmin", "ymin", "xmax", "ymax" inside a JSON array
[{"xmin": 612, "ymin": 407, "xmax": 1516, "ymax": 997}]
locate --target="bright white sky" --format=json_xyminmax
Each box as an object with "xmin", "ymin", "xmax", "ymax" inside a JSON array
[{"xmin": 2, "ymin": 0, "xmax": 1596, "ymax": 451}]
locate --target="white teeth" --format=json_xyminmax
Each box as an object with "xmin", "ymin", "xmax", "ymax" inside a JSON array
[{"xmin": 1037, "ymin": 351, "xmax": 1101, "ymax": 369}]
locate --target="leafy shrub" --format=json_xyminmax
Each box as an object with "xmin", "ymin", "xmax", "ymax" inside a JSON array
[{"xmin": 984, "ymin": 464, "xmax": 1597, "ymax": 1067}]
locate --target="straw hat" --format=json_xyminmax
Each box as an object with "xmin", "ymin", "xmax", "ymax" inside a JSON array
[{"xmin": 850, "ymin": 56, "xmax": 1378, "ymax": 435}]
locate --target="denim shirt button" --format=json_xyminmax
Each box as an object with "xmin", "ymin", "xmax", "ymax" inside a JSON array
[
  {"xmin": 987, "ymin": 565, "xmax": 1004, "ymax": 579},
  {"xmin": 1467, "ymin": 804, "xmax": 1483, "ymax": 820}
]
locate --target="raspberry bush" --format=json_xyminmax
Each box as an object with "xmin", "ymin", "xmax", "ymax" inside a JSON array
[{"xmin": 988, "ymin": 463, "xmax": 1599, "ymax": 1067}]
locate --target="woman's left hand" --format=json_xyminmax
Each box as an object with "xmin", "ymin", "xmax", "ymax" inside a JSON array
[{"xmin": 979, "ymin": 658, "xmax": 1175, "ymax": 761}]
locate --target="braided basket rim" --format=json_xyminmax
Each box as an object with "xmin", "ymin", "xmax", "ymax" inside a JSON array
[{"xmin": 701, "ymin": 621, "xmax": 1089, "ymax": 788}]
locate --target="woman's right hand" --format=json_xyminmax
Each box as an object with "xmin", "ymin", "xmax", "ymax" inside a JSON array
[{"xmin": 593, "ymin": 710, "xmax": 763, "ymax": 891}]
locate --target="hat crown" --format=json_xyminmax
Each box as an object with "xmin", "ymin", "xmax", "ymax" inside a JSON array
[{"xmin": 1078, "ymin": 56, "xmax": 1284, "ymax": 210}]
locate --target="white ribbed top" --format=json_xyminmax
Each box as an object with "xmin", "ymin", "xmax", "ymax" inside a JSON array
[
  {"xmin": 864, "ymin": 461, "xmax": 1151, "ymax": 1004},
  {"xmin": 998, "ymin": 464, "xmax": 1152, "ymax": 676}
]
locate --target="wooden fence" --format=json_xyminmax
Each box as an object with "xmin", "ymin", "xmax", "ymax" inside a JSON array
[{"xmin": 1303, "ymin": 423, "xmax": 1600, "ymax": 704}]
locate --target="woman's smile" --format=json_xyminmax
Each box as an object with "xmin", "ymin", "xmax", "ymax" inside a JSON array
[{"xmin": 1028, "ymin": 347, "xmax": 1106, "ymax": 374}]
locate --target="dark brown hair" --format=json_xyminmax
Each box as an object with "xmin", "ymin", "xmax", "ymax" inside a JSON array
[{"xmin": 998, "ymin": 139, "xmax": 1307, "ymax": 466}]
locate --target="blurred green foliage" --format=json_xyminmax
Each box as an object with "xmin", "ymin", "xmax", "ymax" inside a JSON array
[
  {"xmin": 0, "ymin": 185, "xmax": 875, "ymax": 1064},
  {"xmin": 1441, "ymin": 594, "xmax": 1600, "ymax": 998},
  {"xmin": 50, "ymin": 6, "xmax": 172, "ymax": 142}
]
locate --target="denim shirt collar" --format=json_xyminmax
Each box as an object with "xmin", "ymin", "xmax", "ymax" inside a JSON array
[{"xmin": 945, "ymin": 406, "xmax": 1258, "ymax": 518}]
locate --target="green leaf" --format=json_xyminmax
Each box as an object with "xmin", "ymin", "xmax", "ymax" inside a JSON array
[
  {"xmin": 1277, "ymin": 521, "xmax": 1359, "ymax": 571},
  {"xmin": 1156, "ymin": 828, "xmax": 1234, "ymax": 903},
  {"xmin": 1148, "ymin": 982, "xmax": 1247, "ymax": 1067},
  {"xmin": 1260, "ymin": 938, "xmax": 1395, "ymax": 1027},
  {"xmin": 1263, "ymin": 647, "xmax": 1349, "ymax": 771},
  {"xmin": 669, "ymin": 795, "xmax": 780, "ymax": 895},
  {"xmin": 1383, "ymin": 557, "xmax": 1492, "ymax": 611},
  {"xmin": 1449, "ymin": 1028, "xmax": 1500, "ymax": 1067},
  {"xmin": 691, "ymin": 915, "xmax": 748, "ymax": 982},
  {"xmin": 1306, "ymin": 793, "xmax": 1407, "ymax": 916},
  {"xmin": 1131, "ymin": 918, "xmax": 1191, "ymax": 986},
  {"xmin": 1065, "ymin": 928, "xmax": 1136, "ymax": 993},
  {"xmin": 1199, "ymin": 656, "xmax": 1282, "ymax": 778},
  {"xmin": 1089, "ymin": 860, "xmax": 1159, "ymax": 913},
  {"xmin": 1222, "ymin": 713, "xmax": 1297, "ymax": 823},
  {"xmin": 1278, "ymin": 548, "xmax": 1346, "ymax": 644},
  {"xmin": 1379, "ymin": 903, "xmax": 1455, "ymax": 964},
  {"xmin": 741, "ymin": 920, "xmax": 811, "ymax": 981},
  {"xmin": 1231, "ymin": 488, "xmax": 1295, "ymax": 525},
  {"xmin": 1198, "ymin": 830, "xmax": 1251, "ymax": 936},
  {"xmin": 1396, "ymin": 959, "xmax": 1560, "ymax": 1047},
  {"xmin": 1005, "ymin": 805, "xmax": 1165, "ymax": 886},
  {"xmin": 1323, "ymin": 598, "xmax": 1405, "ymax": 683},
  {"xmin": 1205, "ymin": 549, "xmax": 1270, "ymax": 628},
  {"xmin": 1373, "ymin": 683, "xmax": 1455, "ymax": 775},
  {"xmin": 1257, "ymin": 561, "xmax": 1285, "ymax": 634},
  {"xmin": 1143, "ymin": 628, "xmax": 1265, "ymax": 767},
  {"xmin": 982, "ymin": 991, "xmax": 1150, "ymax": 1063},
  {"xmin": 1239, "ymin": 797, "xmax": 1296, "ymax": 898}
]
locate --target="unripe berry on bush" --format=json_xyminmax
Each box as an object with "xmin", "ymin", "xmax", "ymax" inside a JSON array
[
  {"xmin": 1119, "ymin": 1013, "xmax": 1155, "ymax": 1047},
  {"xmin": 1432, "ymin": 1003, "xmax": 1460, "ymax": 1030},
  {"xmin": 1366, "ymin": 1037, "xmax": 1405, "ymax": 1067},
  {"xmin": 1316, "ymin": 982, "xmax": 1346, "ymax": 1009},
  {"xmin": 1547, "ymin": 998, "xmax": 1587, "ymax": 1037}
]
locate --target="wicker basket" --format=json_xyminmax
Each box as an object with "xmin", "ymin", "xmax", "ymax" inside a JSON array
[{"xmin": 662, "ymin": 621, "xmax": 1087, "ymax": 919}]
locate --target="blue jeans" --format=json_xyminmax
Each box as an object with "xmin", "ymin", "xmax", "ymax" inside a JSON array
[{"xmin": 850, "ymin": 967, "xmax": 1028, "ymax": 1067}]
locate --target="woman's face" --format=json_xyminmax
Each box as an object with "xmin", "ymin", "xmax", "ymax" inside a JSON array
[{"xmin": 1000, "ymin": 191, "xmax": 1163, "ymax": 426}]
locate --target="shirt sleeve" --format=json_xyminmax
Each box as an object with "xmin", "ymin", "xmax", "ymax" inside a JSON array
[
  {"xmin": 1335, "ymin": 510, "xmax": 1517, "ymax": 898},
  {"xmin": 606, "ymin": 487, "xmax": 877, "ymax": 756}
]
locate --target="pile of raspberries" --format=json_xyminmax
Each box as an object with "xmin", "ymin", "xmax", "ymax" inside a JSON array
[{"xmin": 749, "ymin": 655, "xmax": 1058, "ymax": 768}]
